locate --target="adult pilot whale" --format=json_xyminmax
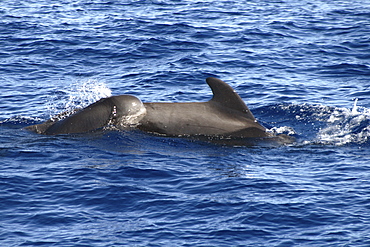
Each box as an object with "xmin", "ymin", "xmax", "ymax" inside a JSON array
[{"xmin": 26, "ymin": 77, "xmax": 293, "ymax": 144}]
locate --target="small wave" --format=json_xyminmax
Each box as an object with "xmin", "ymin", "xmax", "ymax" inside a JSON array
[
  {"xmin": 318, "ymin": 63, "xmax": 370, "ymax": 77},
  {"xmin": 262, "ymin": 101, "xmax": 370, "ymax": 146},
  {"xmin": 0, "ymin": 115, "xmax": 41, "ymax": 126},
  {"xmin": 315, "ymin": 99, "xmax": 370, "ymax": 146}
]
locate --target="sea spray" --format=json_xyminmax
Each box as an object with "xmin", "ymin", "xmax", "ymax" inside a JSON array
[
  {"xmin": 47, "ymin": 79, "xmax": 112, "ymax": 119},
  {"xmin": 317, "ymin": 99, "xmax": 370, "ymax": 145}
]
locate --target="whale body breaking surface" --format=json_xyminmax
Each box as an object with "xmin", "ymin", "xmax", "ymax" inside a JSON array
[{"xmin": 25, "ymin": 77, "xmax": 294, "ymax": 145}]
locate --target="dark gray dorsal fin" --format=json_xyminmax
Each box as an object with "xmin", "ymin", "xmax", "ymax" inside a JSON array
[{"xmin": 206, "ymin": 77, "xmax": 256, "ymax": 120}]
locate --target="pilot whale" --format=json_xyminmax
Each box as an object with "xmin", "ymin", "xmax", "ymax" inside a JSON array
[{"xmin": 25, "ymin": 77, "xmax": 293, "ymax": 144}]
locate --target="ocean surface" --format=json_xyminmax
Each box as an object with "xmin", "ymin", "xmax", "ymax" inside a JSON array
[{"xmin": 1, "ymin": 0, "xmax": 370, "ymax": 246}]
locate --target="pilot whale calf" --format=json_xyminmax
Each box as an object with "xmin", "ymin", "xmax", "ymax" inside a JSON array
[
  {"xmin": 26, "ymin": 95, "xmax": 146, "ymax": 135},
  {"xmin": 25, "ymin": 77, "xmax": 294, "ymax": 144}
]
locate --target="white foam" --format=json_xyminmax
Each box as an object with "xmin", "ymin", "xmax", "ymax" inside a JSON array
[
  {"xmin": 316, "ymin": 99, "xmax": 370, "ymax": 146},
  {"xmin": 47, "ymin": 79, "xmax": 112, "ymax": 119},
  {"xmin": 267, "ymin": 126, "xmax": 297, "ymax": 135}
]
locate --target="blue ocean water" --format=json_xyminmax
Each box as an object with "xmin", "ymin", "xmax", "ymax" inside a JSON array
[{"xmin": 1, "ymin": 0, "xmax": 370, "ymax": 246}]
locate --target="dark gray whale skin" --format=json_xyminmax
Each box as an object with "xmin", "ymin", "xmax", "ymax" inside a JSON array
[
  {"xmin": 25, "ymin": 77, "xmax": 294, "ymax": 144},
  {"xmin": 25, "ymin": 95, "xmax": 145, "ymax": 135},
  {"xmin": 139, "ymin": 77, "xmax": 267, "ymax": 138}
]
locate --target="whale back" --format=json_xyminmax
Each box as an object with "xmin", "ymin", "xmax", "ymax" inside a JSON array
[{"xmin": 139, "ymin": 77, "xmax": 267, "ymax": 137}]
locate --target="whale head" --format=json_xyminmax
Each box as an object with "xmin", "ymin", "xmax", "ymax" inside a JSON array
[{"xmin": 110, "ymin": 95, "xmax": 147, "ymax": 127}]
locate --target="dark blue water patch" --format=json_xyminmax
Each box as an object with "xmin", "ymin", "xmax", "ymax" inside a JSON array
[
  {"xmin": 342, "ymin": 38, "xmax": 370, "ymax": 49},
  {"xmin": 316, "ymin": 63, "xmax": 370, "ymax": 77},
  {"xmin": 132, "ymin": 38, "xmax": 200, "ymax": 60},
  {"xmin": 329, "ymin": 8, "xmax": 370, "ymax": 19}
]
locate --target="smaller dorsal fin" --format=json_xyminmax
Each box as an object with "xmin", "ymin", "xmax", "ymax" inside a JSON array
[{"xmin": 206, "ymin": 77, "xmax": 256, "ymax": 120}]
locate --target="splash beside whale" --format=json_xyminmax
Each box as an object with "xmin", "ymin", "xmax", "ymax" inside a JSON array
[{"xmin": 25, "ymin": 77, "xmax": 294, "ymax": 145}]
